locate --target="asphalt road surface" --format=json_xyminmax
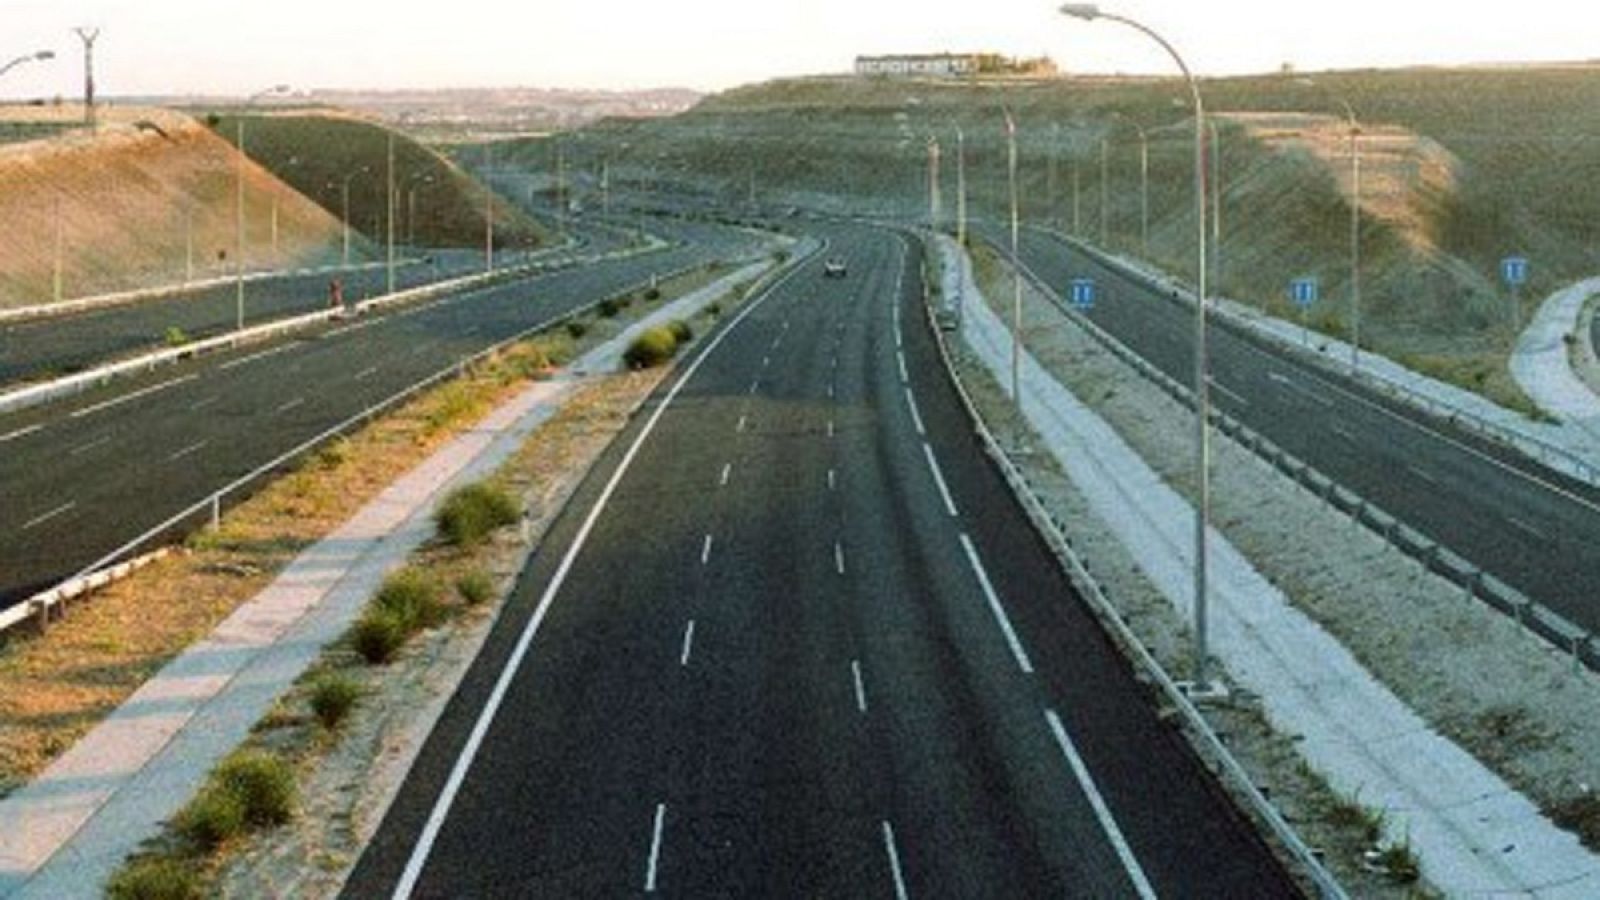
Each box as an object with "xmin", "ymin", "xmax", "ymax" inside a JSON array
[
  {"xmin": 0, "ymin": 217, "xmax": 761, "ymax": 608},
  {"xmin": 343, "ymin": 223, "xmax": 1297, "ymax": 897},
  {"xmin": 997, "ymin": 224, "xmax": 1600, "ymax": 638}
]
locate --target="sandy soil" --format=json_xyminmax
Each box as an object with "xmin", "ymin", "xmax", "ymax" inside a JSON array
[{"xmin": 968, "ymin": 243, "xmax": 1600, "ymax": 861}]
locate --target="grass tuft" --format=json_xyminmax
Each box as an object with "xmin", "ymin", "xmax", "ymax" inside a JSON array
[{"xmin": 435, "ymin": 482, "xmax": 520, "ymax": 548}]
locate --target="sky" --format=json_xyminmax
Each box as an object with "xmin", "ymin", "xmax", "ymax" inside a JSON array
[{"xmin": 3, "ymin": 0, "xmax": 1599, "ymax": 99}]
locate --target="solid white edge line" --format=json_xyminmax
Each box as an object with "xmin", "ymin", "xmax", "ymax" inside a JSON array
[
  {"xmin": 958, "ymin": 533, "xmax": 1034, "ymax": 674},
  {"xmin": 1044, "ymin": 710, "xmax": 1158, "ymax": 900},
  {"xmin": 898, "ymin": 351, "xmax": 909, "ymax": 384},
  {"xmin": 69, "ymin": 373, "xmax": 197, "ymax": 419},
  {"xmin": 388, "ymin": 243, "xmax": 819, "ymax": 900},
  {"xmin": 882, "ymin": 820, "xmax": 910, "ymax": 900},
  {"xmin": 645, "ymin": 802, "xmax": 667, "ymax": 892},
  {"xmin": 922, "ymin": 444, "xmax": 958, "ymax": 517},
  {"xmin": 904, "ymin": 388, "xmax": 926, "ymax": 436},
  {"xmin": 680, "ymin": 620, "xmax": 696, "ymax": 667},
  {"xmin": 701, "ymin": 534, "xmax": 714, "ymax": 566},
  {"xmin": 851, "ymin": 659, "xmax": 868, "ymax": 713}
]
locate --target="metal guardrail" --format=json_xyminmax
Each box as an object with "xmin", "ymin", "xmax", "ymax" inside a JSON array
[
  {"xmin": 0, "ymin": 242, "xmax": 665, "ymax": 418},
  {"xmin": 909, "ymin": 229, "xmax": 1348, "ymax": 900},
  {"xmin": 0, "ymin": 252, "xmax": 739, "ymax": 638},
  {"xmin": 998, "ymin": 240, "xmax": 1600, "ymax": 678},
  {"xmin": 1039, "ymin": 226, "xmax": 1600, "ymax": 489}
]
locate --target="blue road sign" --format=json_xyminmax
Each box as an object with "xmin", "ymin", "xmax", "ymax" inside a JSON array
[
  {"xmin": 1289, "ymin": 277, "xmax": 1319, "ymax": 309},
  {"xmin": 1070, "ymin": 278, "xmax": 1097, "ymax": 310},
  {"xmin": 1501, "ymin": 256, "xmax": 1530, "ymax": 287}
]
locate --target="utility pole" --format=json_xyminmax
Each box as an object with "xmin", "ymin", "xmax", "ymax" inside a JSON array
[{"xmin": 72, "ymin": 27, "xmax": 99, "ymax": 128}]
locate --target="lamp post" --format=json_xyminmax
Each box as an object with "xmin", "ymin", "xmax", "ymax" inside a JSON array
[
  {"xmin": 1113, "ymin": 115, "xmax": 1151, "ymax": 257},
  {"xmin": 926, "ymin": 135, "xmax": 942, "ymax": 227},
  {"xmin": 234, "ymin": 84, "xmax": 290, "ymax": 331},
  {"xmin": 1005, "ymin": 109, "xmax": 1022, "ymax": 406},
  {"xmin": 483, "ymin": 143, "xmax": 495, "ymax": 273},
  {"xmin": 956, "ymin": 126, "xmax": 968, "ymax": 249},
  {"xmin": 1099, "ymin": 135, "xmax": 1110, "ymax": 246},
  {"xmin": 1295, "ymin": 81, "xmax": 1363, "ymax": 369},
  {"xmin": 0, "ymin": 49, "xmax": 54, "ymax": 79},
  {"xmin": 1209, "ymin": 117, "xmax": 1222, "ymax": 292},
  {"xmin": 1061, "ymin": 4, "xmax": 1215, "ymax": 691}
]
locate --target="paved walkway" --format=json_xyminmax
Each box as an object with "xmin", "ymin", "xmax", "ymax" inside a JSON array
[
  {"xmin": 941, "ymin": 235, "xmax": 1600, "ymax": 898},
  {"xmin": 0, "ymin": 261, "xmax": 768, "ymax": 898}
]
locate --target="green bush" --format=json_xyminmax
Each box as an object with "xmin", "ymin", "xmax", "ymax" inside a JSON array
[
  {"xmin": 565, "ymin": 320, "xmax": 589, "ymax": 339},
  {"xmin": 456, "ymin": 569, "xmax": 495, "ymax": 606},
  {"xmin": 667, "ymin": 319, "xmax": 693, "ymax": 343},
  {"xmin": 164, "ymin": 326, "xmax": 191, "ymax": 348},
  {"xmin": 175, "ymin": 784, "xmax": 246, "ymax": 850},
  {"xmin": 352, "ymin": 608, "xmax": 408, "ymax": 664},
  {"xmin": 435, "ymin": 482, "xmax": 520, "ymax": 548},
  {"xmin": 623, "ymin": 326, "xmax": 678, "ymax": 369},
  {"xmin": 706, "ymin": 302, "xmax": 723, "ymax": 318},
  {"xmin": 598, "ymin": 298, "xmax": 621, "ymax": 317},
  {"xmin": 107, "ymin": 857, "xmax": 202, "ymax": 900},
  {"xmin": 373, "ymin": 567, "xmax": 446, "ymax": 629},
  {"xmin": 215, "ymin": 750, "xmax": 296, "ymax": 827},
  {"xmin": 643, "ymin": 286, "xmax": 662, "ymax": 301},
  {"xmin": 309, "ymin": 673, "xmax": 361, "ymax": 729}
]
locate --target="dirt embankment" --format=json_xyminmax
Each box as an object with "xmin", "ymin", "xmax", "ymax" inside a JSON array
[{"xmin": 0, "ymin": 106, "xmax": 344, "ymax": 310}]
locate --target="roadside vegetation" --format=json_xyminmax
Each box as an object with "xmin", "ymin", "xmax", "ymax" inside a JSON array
[
  {"xmin": 76, "ymin": 257, "xmax": 772, "ymax": 896},
  {"xmin": 0, "ymin": 259, "xmax": 738, "ymax": 802}
]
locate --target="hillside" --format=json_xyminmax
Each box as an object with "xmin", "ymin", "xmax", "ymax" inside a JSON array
[
  {"xmin": 518, "ymin": 67, "xmax": 1600, "ymax": 410},
  {"xmin": 207, "ymin": 111, "xmax": 551, "ymax": 254},
  {"xmin": 0, "ymin": 106, "xmax": 345, "ymax": 311}
]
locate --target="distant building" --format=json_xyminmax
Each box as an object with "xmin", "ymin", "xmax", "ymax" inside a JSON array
[{"xmin": 854, "ymin": 53, "xmax": 1057, "ymax": 79}]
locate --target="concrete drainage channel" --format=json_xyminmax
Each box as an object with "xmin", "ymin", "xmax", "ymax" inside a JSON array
[
  {"xmin": 908, "ymin": 230, "xmax": 1348, "ymax": 899},
  {"xmin": 0, "ymin": 250, "xmax": 761, "ymax": 638},
  {"xmin": 0, "ymin": 238, "xmax": 663, "ymax": 418},
  {"xmin": 998, "ymin": 244, "xmax": 1600, "ymax": 678}
]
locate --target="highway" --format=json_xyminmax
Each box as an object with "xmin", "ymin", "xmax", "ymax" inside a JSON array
[
  {"xmin": 343, "ymin": 223, "xmax": 1296, "ymax": 897},
  {"xmin": 0, "ymin": 217, "xmax": 760, "ymax": 609},
  {"xmin": 0, "ymin": 236, "xmax": 627, "ymax": 391},
  {"xmin": 1000, "ymin": 225, "xmax": 1600, "ymax": 636}
]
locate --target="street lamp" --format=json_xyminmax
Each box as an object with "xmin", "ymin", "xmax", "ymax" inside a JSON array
[
  {"xmin": 0, "ymin": 49, "xmax": 54, "ymax": 79},
  {"xmin": 1099, "ymin": 135, "xmax": 1110, "ymax": 246},
  {"xmin": 955, "ymin": 126, "xmax": 968, "ymax": 249},
  {"xmin": 1298, "ymin": 80, "xmax": 1363, "ymax": 370},
  {"xmin": 234, "ymin": 84, "xmax": 290, "ymax": 331},
  {"xmin": 1112, "ymin": 114, "xmax": 1151, "ymax": 257},
  {"xmin": 1005, "ymin": 109, "xmax": 1023, "ymax": 406},
  {"xmin": 926, "ymin": 135, "xmax": 943, "ymax": 227},
  {"xmin": 1060, "ymin": 3, "xmax": 1216, "ymax": 692},
  {"xmin": 332, "ymin": 167, "xmax": 369, "ymax": 266}
]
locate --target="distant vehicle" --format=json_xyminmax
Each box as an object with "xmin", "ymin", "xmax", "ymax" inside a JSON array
[{"xmin": 823, "ymin": 258, "xmax": 848, "ymax": 278}]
